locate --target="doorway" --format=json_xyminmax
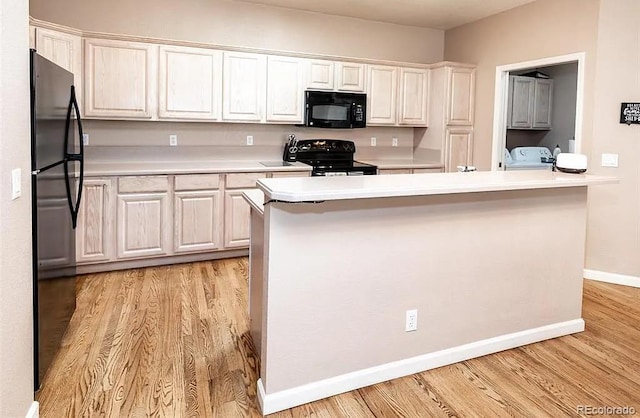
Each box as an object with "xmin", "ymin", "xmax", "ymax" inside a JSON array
[{"xmin": 491, "ymin": 53, "xmax": 586, "ymax": 171}]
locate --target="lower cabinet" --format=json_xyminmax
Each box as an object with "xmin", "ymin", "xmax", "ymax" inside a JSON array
[
  {"xmin": 174, "ymin": 191, "xmax": 222, "ymax": 253},
  {"xmin": 77, "ymin": 178, "xmax": 114, "ymax": 263},
  {"xmin": 117, "ymin": 192, "xmax": 171, "ymax": 259},
  {"xmin": 224, "ymin": 189, "xmax": 254, "ymax": 248},
  {"xmin": 445, "ymin": 129, "xmax": 474, "ymax": 172}
]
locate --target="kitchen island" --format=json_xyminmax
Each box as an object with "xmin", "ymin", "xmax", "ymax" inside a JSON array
[{"xmin": 244, "ymin": 170, "xmax": 615, "ymax": 415}]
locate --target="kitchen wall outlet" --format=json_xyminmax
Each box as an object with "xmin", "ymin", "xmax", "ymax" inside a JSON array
[
  {"xmin": 246, "ymin": 135, "xmax": 254, "ymax": 146},
  {"xmin": 405, "ymin": 309, "xmax": 418, "ymax": 332},
  {"xmin": 11, "ymin": 168, "xmax": 21, "ymax": 200},
  {"xmin": 371, "ymin": 137, "xmax": 377, "ymax": 147},
  {"xmin": 601, "ymin": 153, "xmax": 619, "ymax": 167},
  {"xmin": 82, "ymin": 133, "xmax": 89, "ymax": 146},
  {"xmin": 392, "ymin": 137, "xmax": 399, "ymax": 147},
  {"xmin": 169, "ymin": 135, "xmax": 178, "ymax": 146}
]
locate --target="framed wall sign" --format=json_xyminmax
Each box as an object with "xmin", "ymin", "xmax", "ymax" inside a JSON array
[{"xmin": 620, "ymin": 102, "xmax": 640, "ymax": 124}]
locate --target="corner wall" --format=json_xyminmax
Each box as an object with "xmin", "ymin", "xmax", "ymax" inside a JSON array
[{"xmin": 0, "ymin": 0, "xmax": 36, "ymax": 416}]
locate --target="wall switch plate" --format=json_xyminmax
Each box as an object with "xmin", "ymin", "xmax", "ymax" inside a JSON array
[
  {"xmin": 601, "ymin": 153, "xmax": 619, "ymax": 167},
  {"xmin": 246, "ymin": 135, "xmax": 254, "ymax": 146},
  {"xmin": 392, "ymin": 137, "xmax": 399, "ymax": 147},
  {"xmin": 405, "ymin": 309, "xmax": 418, "ymax": 332},
  {"xmin": 11, "ymin": 168, "xmax": 21, "ymax": 200},
  {"xmin": 371, "ymin": 137, "xmax": 377, "ymax": 146},
  {"xmin": 169, "ymin": 135, "xmax": 178, "ymax": 146},
  {"xmin": 82, "ymin": 133, "xmax": 89, "ymax": 146}
]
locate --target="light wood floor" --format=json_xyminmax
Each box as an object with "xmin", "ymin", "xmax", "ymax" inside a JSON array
[{"xmin": 37, "ymin": 258, "xmax": 640, "ymax": 417}]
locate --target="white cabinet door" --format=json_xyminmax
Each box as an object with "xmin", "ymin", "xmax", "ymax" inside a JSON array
[
  {"xmin": 398, "ymin": 67, "xmax": 429, "ymax": 126},
  {"xmin": 508, "ymin": 76, "xmax": 535, "ymax": 128},
  {"xmin": 366, "ymin": 65, "xmax": 398, "ymax": 125},
  {"xmin": 224, "ymin": 189, "xmax": 253, "ymax": 248},
  {"xmin": 84, "ymin": 38, "xmax": 157, "ymax": 119},
  {"xmin": 158, "ymin": 45, "xmax": 222, "ymax": 120},
  {"xmin": 532, "ymin": 79, "xmax": 553, "ymax": 129},
  {"xmin": 35, "ymin": 27, "xmax": 83, "ymax": 113},
  {"xmin": 446, "ymin": 67, "xmax": 475, "ymax": 125},
  {"xmin": 174, "ymin": 190, "xmax": 221, "ymax": 253},
  {"xmin": 445, "ymin": 129, "xmax": 473, "ymax": 172},
  {"xmin": 335, "ymin": 62, "xmax": 365, "ymax": 92},
  {"xmin": 266, "ymin": 55, "xmax": 304, "ymax": 123},
  {"xmin": 306, "ymin": 59, "xmax": 334, "ymax": 90},
  {"xmin": 117, "ymin": 192, "xmax": 170, "ymax": 258},
  {"xmin": 77, "ymin": 178, "xmax": 114, "ymax": 263},
  {"xmin": 222, "ymin": 51, "xmax": 266, "ymax": 122}
]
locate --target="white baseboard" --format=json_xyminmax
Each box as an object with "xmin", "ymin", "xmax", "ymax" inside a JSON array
[
  {"xmin": 25, "ymin": 401, "xmax": 39, "ymax": 418},
  {"xmin": 584, "ymin": 269, "xmax": 640, "ymax": 288},
  {"xmin": 257, "ymin": 319, "xmax": 584, "ymax": 415}
]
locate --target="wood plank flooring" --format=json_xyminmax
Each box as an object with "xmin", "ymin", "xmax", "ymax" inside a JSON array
[{"xmin": 37, "ymin": 258, "xmax": 640, "ymax": 417}]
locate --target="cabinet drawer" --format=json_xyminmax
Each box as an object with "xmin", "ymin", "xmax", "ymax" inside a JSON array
[
  {"xmin": 226, "ymin": 172, "xmax": 267, "ymax": 189},
  {"xmin": 270, "ymin": 171, "xmax": 310, "ymax": 178},
  {"xmin": 413, "ymin": 168, "xmax": 443, "ymax": 174},
  {"xmin": 174, "ymin": 174, "xmax": 221, "ymax": 191},
  {"xmin": 379, "ymin": 169, "xmax": 412, "ymax": 175},
  {"xmin": 118, "ymin": 176, "xmax": 169, "ymax": 193}
]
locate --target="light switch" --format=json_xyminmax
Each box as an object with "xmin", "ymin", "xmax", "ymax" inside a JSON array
[
  {"xmin": 11, "ymin": 168, "xmax": 21, "ymax": 200},
  {"xmin": 601, "ymin": 153, "xmax": 619, "ymax": 167}
]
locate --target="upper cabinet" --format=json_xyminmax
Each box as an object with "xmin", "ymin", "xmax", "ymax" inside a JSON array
[
  {"xmin": 335, "ymin": 62, "xmax": 366, "ymax": 92},
  {"xmin": 222, "ymin": 51, "xmax": 267, "ymax": 122},
  {"xmin": 398, "ymin": 68, "xmax": 429, "ymax": 126},
  {"xmin": 84, "ymin": 38, "xmax": 158, "ymax": 119},
  {"xmin": 507, "ymin": 76, "xmax": 553, "ymax": 129},
  {"xmin": 158, "ymin": 45, "xmax": 222, "ymax": 120},
  {"xmin": 306, "ymin": 59, "xmax": 335, "ymax": 90},
  {"xmin": 266, "ymin": 56, "xmax": 304, "ymax": 123},
  {"xmin": 446, "ymin": 67, "xmax": 475, "ymax": 126},
  {"xmin": 34, "ymin": 27, "xmax": 83, "ymax": 113},
  {"xmin": 366, "ymin": 65, "xmax": 398, "ymax": 125}
]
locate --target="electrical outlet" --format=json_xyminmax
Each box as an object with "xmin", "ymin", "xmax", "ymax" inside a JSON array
[
  {"xmin": 246, "ymin": 135, "xmax": 254, "ymax": 146},
  {"xmin": 405, "ymin": 309, "xmax": 418, "ymax": 332},
  {"xmin": 82, "ymin": 133, "xmax": 89, "ymax": 146},
  {"xmin": 392, "ymin": 137, "xmax": 398, "ymax": 147},
  {"xmin": 371, "ymin": 137, "xmax": 377, "ymax": 147},
  {"xmin": 169, "ymin": 135, "xmax": 178, "ymax": 146},
  {"xmin": 601, "ymin": 153, "xmax": 619, "ymax": 167},
  {"xmin": 11, "ymin": 168, "xmax": 21, "ymax": 200}
]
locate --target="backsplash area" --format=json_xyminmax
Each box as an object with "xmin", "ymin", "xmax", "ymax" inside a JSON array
[{"xmin": 83, "ymin": 120, "xmax": 419, "ymax": 162}]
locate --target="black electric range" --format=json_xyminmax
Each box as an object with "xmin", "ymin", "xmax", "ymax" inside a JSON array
[{"xmin": 283, "ymin": 139, "xmax": 377, "ymax": 176}]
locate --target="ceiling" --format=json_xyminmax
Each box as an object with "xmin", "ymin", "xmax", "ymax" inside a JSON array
[{"xmin": 231, "ymin": 0, "xmax": 537, "ymax": 30}]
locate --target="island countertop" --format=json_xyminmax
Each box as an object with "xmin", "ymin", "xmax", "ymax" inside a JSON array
[{"xmin": 256, "ymin": 170, "xmax": 617, "ymax": 202}]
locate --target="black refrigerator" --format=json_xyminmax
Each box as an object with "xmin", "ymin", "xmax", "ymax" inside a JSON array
[{"xmin": 30, "ymin": 50, "xmax": 84, "ymax": 390}]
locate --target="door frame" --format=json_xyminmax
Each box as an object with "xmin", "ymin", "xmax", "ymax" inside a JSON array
[{"xmin": 490, "ymin": 52, "xmax": 586, "ymax": 170}]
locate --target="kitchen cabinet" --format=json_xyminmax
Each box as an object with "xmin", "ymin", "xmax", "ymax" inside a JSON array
[
  {"xmin": 116, "ymin": 176, "xmax": 171, "ymax": 259},
  {"xmin": 84, "ymin": 38, "xmax": 157, "ymax": 119},
  {"xmin": 423, "ymin": 63, "xmax": 476, "ymax": 172},
  {"xmin": 222, "ymin": 51, "xmax": 267, "ymax": 122},
  {"xmin": 174, "ymin": 174, "xmax": 222, "ymax": 253},
  {"xmin": 76, "ymin": 178, "xmax": 114, "ymax": 263},
  {"xmin": 34, "ymin": 27, "xmax": 83, "ymax": 113},
  {"xmin": 398, "ymin": 68, "xmax": 429, "ymax": 126},
  {"xmin": 446, "ymin": 67, "xmax": 475, "ymax": 125},
  {"xmin": 378, "ymin": 168, "xmax": 442, "ymax": 175},
  {"xmin": 445, "ymin": 129, "xmax": 473, "ymax": 172},
  {"xmin": 158, "ymin": 45, "xmax": 222, "ymax": 120},
  {"xmin": 306, "ymin": 59, "xmax": 334, "ymax": 90},
  {"xmin": 507, "ymin": 76, "xmax": 553, "ymax": 129},
  {"xmin": 366, "ymin": 65, "xmax": 398, "ymax": 125},
  {"xmin": 335, "ymin": 62, "xmax": 366, "ymax": 92},
  {"xmin": 224, "ymin": 172, "xmax": 267, "ymax": 248},
  {"xmin": 266, "ymin": 56, "xmax": 304, "ymax": 123}
]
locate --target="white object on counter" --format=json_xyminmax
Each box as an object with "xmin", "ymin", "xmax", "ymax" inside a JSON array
[{"xmin": 556, "ymin": 153, "xmax": 588, "ymax": 173}]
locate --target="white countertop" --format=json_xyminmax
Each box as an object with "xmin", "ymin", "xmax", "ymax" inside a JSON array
[
  {"xmin": 257, "ymin": 170, "xmax": 617, "ymax": 202},
  {"xmin": 359, "ymin": 158, "xmax": 443, "ymax": 170},
  {"xmin": 242, "ymin": 189, "xmax": 265, "ymax": 215},
  {"xmin": 84, "ymin": 160, "xmax": 312, "ymax": 176}
]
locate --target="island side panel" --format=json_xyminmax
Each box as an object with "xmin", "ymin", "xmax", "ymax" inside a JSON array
[
  {"xmin": 248, "ymin": 208, "xmax": 265, "ymax": 357},
  {"xmin": 261, "ymin": 186, "xmax": 587, "ymax": 394}
]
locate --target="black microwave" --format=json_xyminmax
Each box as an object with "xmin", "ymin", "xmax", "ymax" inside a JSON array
[{"xmin": 304, "ymin": 90, "xmax": 366, "ymax": 129}]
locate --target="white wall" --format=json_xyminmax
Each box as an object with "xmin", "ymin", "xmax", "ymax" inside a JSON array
[{"xmin": 0, "ymin": 0, "xmax": 36, "ymax": 416}]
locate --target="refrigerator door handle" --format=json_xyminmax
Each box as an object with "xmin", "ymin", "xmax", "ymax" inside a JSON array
[{"xmin": 63, "ymin": 85, "xmax": 84, "ymax": 229}]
